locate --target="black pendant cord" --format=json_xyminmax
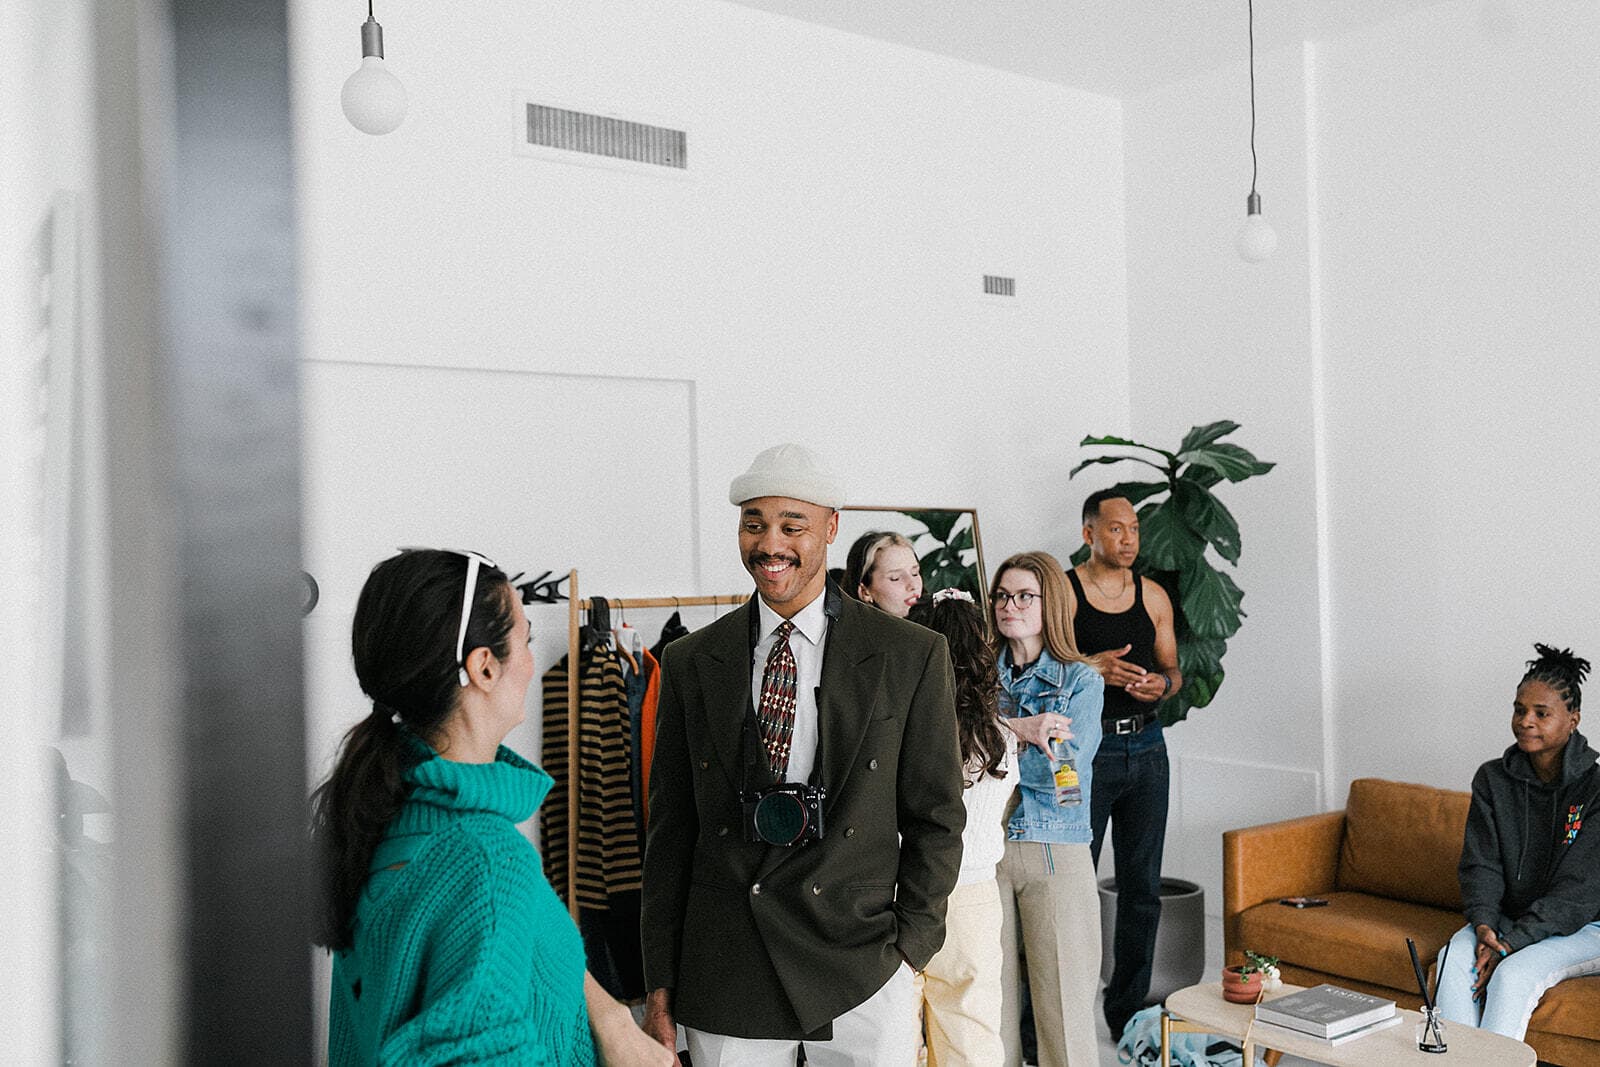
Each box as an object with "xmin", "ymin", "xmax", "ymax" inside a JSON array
[{"xmin": 1247, "ymin": 0, "xmax": 1259, "ymax": 197}]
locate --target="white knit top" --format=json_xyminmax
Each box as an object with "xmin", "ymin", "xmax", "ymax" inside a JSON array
[{"xmin": 957, "ymin": 733, "xmax": 1018, "ymax": 885}]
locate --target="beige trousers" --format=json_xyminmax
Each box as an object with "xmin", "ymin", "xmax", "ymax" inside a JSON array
[
  {"xmin": 918, "ymin": 878, "xmax": 1006, "ymax": 1066},
  {"xmin": 995, "ymin": 839, "xmax": 1101, "ymax": 1067}
]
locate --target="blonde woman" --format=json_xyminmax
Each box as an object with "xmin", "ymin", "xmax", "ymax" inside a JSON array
[
  {"xmin": 989, "ymin": 552, "xmax": 1104, "ymax": 1067},
  {"xmin": 844, "ymin": 530, "xmax": 923, "ymax": 617}
]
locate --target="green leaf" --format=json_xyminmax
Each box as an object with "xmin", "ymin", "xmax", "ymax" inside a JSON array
[
  {"xmin": 1185, "ymin": 665, "xmax": 1225, "ymax": 708},
  {"xmin": 1172, "ymin": 480, "xmax": 1242, "ymax": 564},
  {"xmin": 1177, "ymin": 636, "xmax": 1227, "ymax": 681},
  {"xmin": 1137, "ymin": 501, "xmax": 1207, "ymax": 571},
  {"xmin": 1179, "ymin": 442, "xmax": 1276, "ymax": 483},
  {"xmin": 1068, "ymin": 544, "xmax": 1090, "ymax": 567},
  {"xmin": 1068, "ymin": 454, "xmax": 1169, "ymax": 479},
  {"xmin": 946, "ymin": 525, "xmax": 974, "ymax": 553},
  {"xmin": 900, "ymin": 509, "xmax": 958, "ymax": 543},
  {"xmin": 1178, "ymin": 420, "xmax": 1241, "ymax": 454},
  {"xmin": 1180, "ymin": 562, "xmax": 1245, "ymax": 640},
  {"xmin": 1078, "ymin": 434, "xmax": 1180, "ymax": 463}
]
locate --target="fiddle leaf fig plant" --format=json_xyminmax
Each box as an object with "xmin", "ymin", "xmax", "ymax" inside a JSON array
[
  {"xmin": 898, "ymin": 509, "xmax": 982, "ymax": 601},
  {"xmin": 1069, "ymin": 421, "xmax": 1274, "ymax": 726}
]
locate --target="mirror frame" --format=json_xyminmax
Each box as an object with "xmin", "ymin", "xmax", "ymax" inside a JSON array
[{"xmin": 836, "ymin": 506, "xmax": 988, "ymax": 614}]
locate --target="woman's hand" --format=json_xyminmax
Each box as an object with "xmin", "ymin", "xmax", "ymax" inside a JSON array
[
  {"xmin": 1470, "ymin": 924, "xmax": 1509, "ymax": 1002},
  {"xmin": 587, "ymin": 974, "xmax": 678, "ymax": 1066},
  {"xmin": 1000, "ymin": 712, "xmax": 1073, "ymax": 755}
]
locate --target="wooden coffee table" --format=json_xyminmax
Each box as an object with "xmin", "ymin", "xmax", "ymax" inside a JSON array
[{"xmin": 1162, "ymin": 982, "xmax": 1536, "ymax": 1066}]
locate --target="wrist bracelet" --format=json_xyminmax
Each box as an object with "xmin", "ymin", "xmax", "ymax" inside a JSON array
[{"xmin": 1159, "ymin": 672, "xmax": 1173, "ymax": 697}]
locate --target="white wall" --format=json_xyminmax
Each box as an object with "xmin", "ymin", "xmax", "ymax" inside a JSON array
[
  {"xmin": 1123, "ymin": 38, "xmax": 1324, "ymax": 905},
  {"xmin": 1315, "ymin": 0, "xmax": 1600, "ymax": 797},
  {"xmin": 289, "ymin": 0, "xmax": 1130, "ymax": 778},
  {"xmin": 0, "ymin": 1, "xmax": 101, "ymax": 1058},
  {"xmin": 1123, "ymin": 0, "xmax": 1600, "ymax": 915}
]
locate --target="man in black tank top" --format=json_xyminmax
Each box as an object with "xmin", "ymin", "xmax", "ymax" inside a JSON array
[{"xmin": 1065, "ymin": 490, "xmax": 1182, "ymax": 1039}]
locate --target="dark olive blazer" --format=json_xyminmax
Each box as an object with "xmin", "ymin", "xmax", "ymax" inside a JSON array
[{"xmin": 640, "ymin": 586, "xmax": 965, "ymax": 1040}]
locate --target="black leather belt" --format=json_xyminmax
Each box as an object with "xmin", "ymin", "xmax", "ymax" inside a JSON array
[{"xmin": 1103, "ymin": 710, "xmax": 1158, "ymax": 736}]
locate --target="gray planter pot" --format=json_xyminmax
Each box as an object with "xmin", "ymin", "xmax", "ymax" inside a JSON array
[{"xmin": 1097, "ymin": 876, "xmax": 1206, "ymax": 1007}]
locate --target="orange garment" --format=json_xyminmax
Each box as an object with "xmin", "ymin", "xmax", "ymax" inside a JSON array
[{"xmin": 639, "ymin": 648, "xmax": 661, "ymax": 824}]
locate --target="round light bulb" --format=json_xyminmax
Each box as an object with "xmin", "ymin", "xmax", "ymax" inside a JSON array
[
  {"xmin": 1236, "ymin": 193, "xmax": 1277, "ymax": 263},
  {"xmin": 342, "ymin": 56, "xmax": 406, "ymax": 135}
]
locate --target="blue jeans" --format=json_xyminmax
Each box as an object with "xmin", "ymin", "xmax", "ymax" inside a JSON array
[
  {"xmin": 1089, "ymin": 722, "xmax": 1169, "ymax": 1036},
  {"xmin": 1436, "ymin": 920, "xmax": 1600, "ymax": 1040}
]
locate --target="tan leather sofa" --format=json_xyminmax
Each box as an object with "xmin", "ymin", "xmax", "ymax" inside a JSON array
[{"xmin": 1223, "ymin": 778, "xmax": 1600, "ymax": 1066}]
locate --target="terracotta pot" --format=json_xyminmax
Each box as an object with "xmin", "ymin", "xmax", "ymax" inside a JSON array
[{"xmin": 1222, "ymin": 965, "xmax": 1264, "ymax": 1003}]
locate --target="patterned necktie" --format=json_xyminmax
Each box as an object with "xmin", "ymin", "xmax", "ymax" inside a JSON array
[{"xmin": 757, "ymin": 620, "xmax": 798, "ymax": 778}]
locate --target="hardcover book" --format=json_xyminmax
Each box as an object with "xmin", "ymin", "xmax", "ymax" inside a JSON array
[
  {"xmin": 1251, "ymin": 1015, "xmax": 1404, "ymax": 1047},
  {"xmin": 1253, "ymin": 983, "xmax": 1396, "ymax": 1037}
]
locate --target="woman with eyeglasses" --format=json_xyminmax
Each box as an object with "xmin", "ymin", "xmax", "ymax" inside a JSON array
[
  {"xmin": 311, "ymin": 548, "xmax": 672, "ymax": 1066},
  {"xmin": 989, "ymin": 552, "xmax": 1105, "ymax": 1067}
]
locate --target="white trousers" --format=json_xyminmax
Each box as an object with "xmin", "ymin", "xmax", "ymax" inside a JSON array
[{"xmin": 685, "ymin": 961, "xmax": 920, "ymax": 1067}]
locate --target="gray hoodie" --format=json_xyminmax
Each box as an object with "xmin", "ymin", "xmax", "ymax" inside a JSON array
[{"xmin": 1458, "ymin": 729, "xmax": 1600, "ymax": 952}]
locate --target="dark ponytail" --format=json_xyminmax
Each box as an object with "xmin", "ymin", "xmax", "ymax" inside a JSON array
[
  {"xmin": 1522, "ymin": 642, "xmax": 1591, "ymax": 713},
  {"xmin": 310, "ymin": 549, "xmax": 516, "ymax": 950}
]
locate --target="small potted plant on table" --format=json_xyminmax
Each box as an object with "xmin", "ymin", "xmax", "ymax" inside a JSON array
[{"xmin": 1222, "ymin": 950, "xmax": 1280, "ymax": 1003}]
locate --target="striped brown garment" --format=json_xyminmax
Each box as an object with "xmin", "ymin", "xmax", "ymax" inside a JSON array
[{"xmin": 539, "ymin": 650, "xmax": 642, "ymax": 909}]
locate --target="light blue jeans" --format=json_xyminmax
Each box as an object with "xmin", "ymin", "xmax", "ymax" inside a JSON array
[{"xmin": 1435, "ymin": 920, "xmax": 1600, "ymax": 1040}]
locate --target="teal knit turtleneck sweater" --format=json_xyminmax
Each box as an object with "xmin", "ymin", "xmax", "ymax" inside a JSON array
[{"xmin": 328, "ymin": 738, "xmax": 596, "ymax": 1065}]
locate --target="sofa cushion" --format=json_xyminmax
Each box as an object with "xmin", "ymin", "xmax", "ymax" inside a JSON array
[
  {"xmin": 1236, "ymin": 891, "xmax": 1463, "ymax": 992},
  {"xmin": 1536, "ymin": 975, "xmax": 1600, "ymax": 1043},
  {"xmin": 1337, "ymin": 778, "xmax": 1469, "ymax": 910}
]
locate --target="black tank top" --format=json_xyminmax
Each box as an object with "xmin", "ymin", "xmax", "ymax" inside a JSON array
[{"xmin": 1066, "ymin": 568, "xmax": 1158, "ymax": 720}]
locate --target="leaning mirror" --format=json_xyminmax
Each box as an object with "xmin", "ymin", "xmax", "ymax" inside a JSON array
[{"xmin": 834, "ymin": 506, "xmax": 988, "ymax": 611}]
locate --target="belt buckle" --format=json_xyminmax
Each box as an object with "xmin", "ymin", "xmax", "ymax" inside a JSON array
[{"xmin": 1110, "ymin": 716, "xmax": 1139, "ymax": 736}]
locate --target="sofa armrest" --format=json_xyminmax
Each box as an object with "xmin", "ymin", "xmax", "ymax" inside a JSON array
[{"xmin": 1223, "ymin": 809, "xmax": 1346, "ymax": 964}]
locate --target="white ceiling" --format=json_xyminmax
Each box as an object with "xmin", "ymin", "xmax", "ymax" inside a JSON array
[{"xmin": 723, "ymin": 0, "xmax": 1446, "ymax": 98}]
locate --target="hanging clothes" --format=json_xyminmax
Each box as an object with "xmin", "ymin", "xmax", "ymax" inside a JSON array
[
  {"xmin": 638, "ymin": 648, "xmax": 661, "ymax": 826},
  {"xmin": 541, "ymin": 642, "xmax": 645, "ymax": 1000}
]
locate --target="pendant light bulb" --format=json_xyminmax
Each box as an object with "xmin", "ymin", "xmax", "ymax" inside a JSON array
[
  {"xmin": 1236, "ymin": 192, "xmax": 1278, "ymax": 263},
  {"xmin": 341, "ymin": 10, "xmax": 406, "ymax": 135},
  {"xmin": 1235, "ymin": 0, "xmax": 1275, "ymax": 263}
]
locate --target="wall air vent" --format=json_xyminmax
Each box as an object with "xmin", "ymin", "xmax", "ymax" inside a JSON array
[
  {"xmin": 525, "ymin": 103, "xmax": 687, "ymax": 170},
  {"xmin": 983, "ymin": 275, "xmax": 1016, "ymax": 297}
]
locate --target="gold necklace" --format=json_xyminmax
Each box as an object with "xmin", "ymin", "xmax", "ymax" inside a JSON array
[{"xmin": 1086, "ymin": 567, "xmax": 1129, "ymax": 601}]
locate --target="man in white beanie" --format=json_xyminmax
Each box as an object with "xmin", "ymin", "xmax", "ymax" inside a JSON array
[{"xmin": 641, "ymin": 443, "xmax": 966, "ymax": 1066}]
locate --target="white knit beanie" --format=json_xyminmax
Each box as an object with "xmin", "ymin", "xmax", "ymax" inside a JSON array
[{"xmin": 728, "ymin": 443, "xmax": 845, "ymax": 509}]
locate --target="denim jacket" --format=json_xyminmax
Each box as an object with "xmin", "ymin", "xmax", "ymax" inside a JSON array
[{"xmin": 998, "ymin": 647, "xmax": 1104, "ymax": 844}]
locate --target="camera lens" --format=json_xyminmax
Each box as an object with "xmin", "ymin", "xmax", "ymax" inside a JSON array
[{"xmin": 753, "ymin": 791, "xmax": 808, "ymax": 845}]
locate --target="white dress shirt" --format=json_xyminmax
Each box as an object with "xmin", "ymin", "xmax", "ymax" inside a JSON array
[{"xmin": 750, "ymin": 591, "xmax": 830, "ymax": 785}]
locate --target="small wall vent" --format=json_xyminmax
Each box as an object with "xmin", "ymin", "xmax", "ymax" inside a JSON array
[
  {"xmin": 983, "ymin": 275, "xmax": 1016, "ymax": 297},
  {"xmin": 525, "ymin": 103, "xmax": 687, "ymax": 169}
]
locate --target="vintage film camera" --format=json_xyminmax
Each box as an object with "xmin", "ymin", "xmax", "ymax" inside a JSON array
[{"xmin": 742, "ymin": 781, "xmax": 825, "ymax": 846}]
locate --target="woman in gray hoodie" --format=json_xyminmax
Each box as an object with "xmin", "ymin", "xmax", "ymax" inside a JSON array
[{"xmin": 1436, "ymin": 643, "xmax": 1600, "ymax": 1040}]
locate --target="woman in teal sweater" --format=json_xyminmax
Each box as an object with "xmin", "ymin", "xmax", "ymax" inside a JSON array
[{"xmin": 311, "ymin": 549, "xmax": 672, "ymax": 1066}]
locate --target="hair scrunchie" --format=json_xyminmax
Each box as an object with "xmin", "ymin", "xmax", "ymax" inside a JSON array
[{"xmin": 370, "ymin": 699, "xmax": 405, "ymax": 728}]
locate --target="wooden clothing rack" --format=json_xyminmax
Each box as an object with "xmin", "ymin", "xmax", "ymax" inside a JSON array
[{"xmin": 557, "ymin": 568, "xmax": 750, "ymax": 916}]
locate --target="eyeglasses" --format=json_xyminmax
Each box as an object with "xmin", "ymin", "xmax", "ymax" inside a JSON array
[{"xmin": 992, "ymin": 591, "xmax": 1039, "ymax": 610}]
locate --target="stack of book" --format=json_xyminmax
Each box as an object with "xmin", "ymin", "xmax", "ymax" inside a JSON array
[{"xmin": 1252, "ymin": 983, "xmax": 1400, "ymax": 1046}]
